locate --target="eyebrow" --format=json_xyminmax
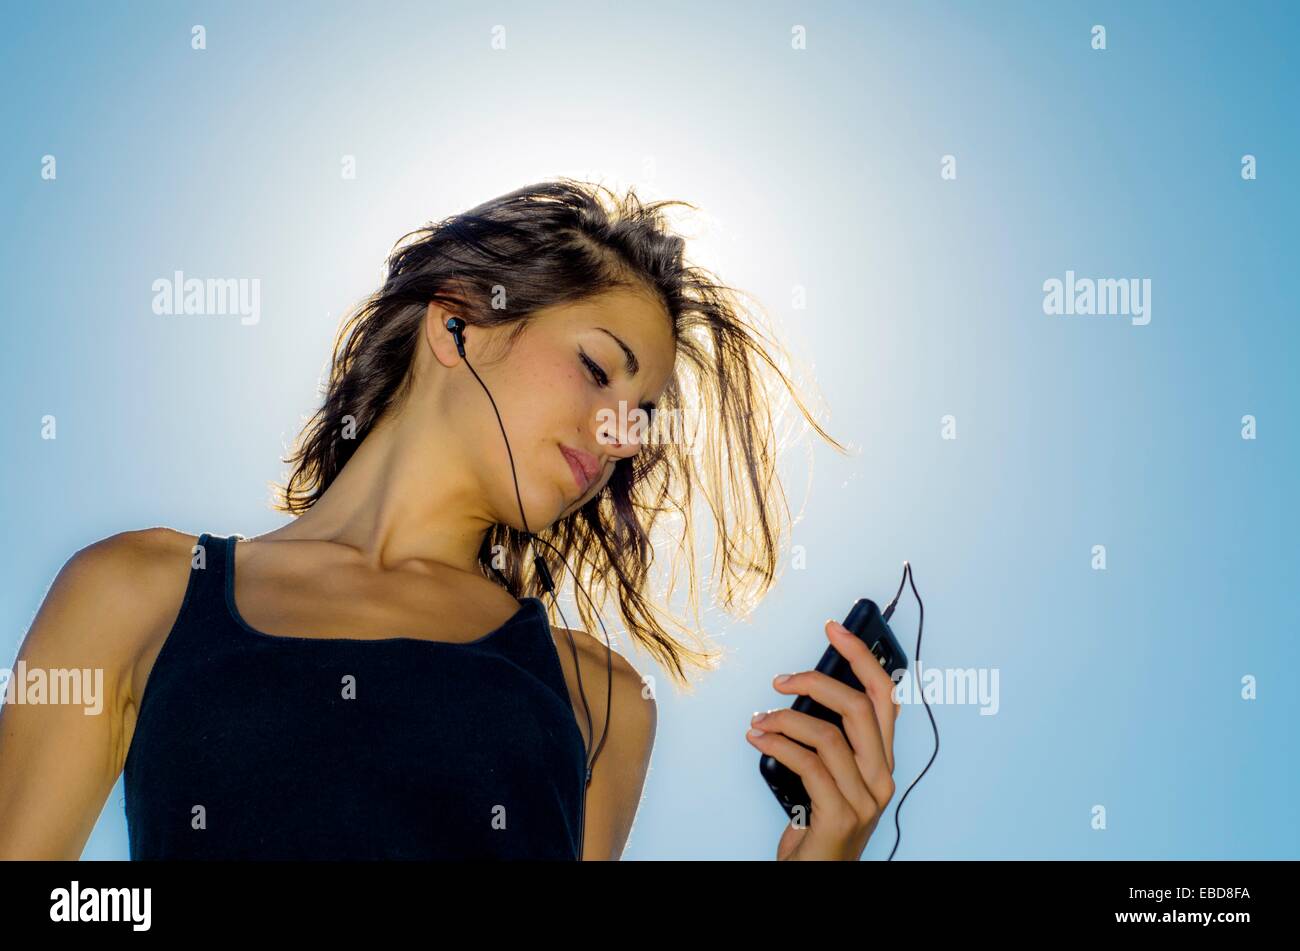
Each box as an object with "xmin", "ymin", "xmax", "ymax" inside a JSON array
[
  {"xmin": 595, "ymin": 327, "xmax": 639, "ymax": 376},
  {"xmin": 594, "ymin": 326, "xmax": 657, "ymax": 413}
]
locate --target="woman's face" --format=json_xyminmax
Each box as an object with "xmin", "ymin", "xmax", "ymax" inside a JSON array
[{"xmin": 428, "ymin": 286, "xmax": 677, "ymax": 531}]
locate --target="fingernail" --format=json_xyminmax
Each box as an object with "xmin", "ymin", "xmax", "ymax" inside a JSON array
[
  {"xmin": 747, "ymin": 727, "xmax": 765, "ymax": 738},
  {"xmin": 774, "ymin": 674, "xmax": 791, "ymax": 685},
  {"xmin": 751, "ymin": 710, "xmax": 768, "ymax": 724}
]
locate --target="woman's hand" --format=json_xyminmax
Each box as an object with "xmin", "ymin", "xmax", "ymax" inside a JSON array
[{"xmin": 745, "ymin": 618, "xmax": 902, "ymax": 861}]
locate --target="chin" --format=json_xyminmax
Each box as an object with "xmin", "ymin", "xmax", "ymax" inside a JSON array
[{"xmin": 554, "ymin": 484, "xmax": 596, "ymax": 523}]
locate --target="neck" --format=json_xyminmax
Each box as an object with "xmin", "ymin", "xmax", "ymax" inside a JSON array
[{"xmin": 257, "ymin": 394, "xmax": 497, "ymax": 578}]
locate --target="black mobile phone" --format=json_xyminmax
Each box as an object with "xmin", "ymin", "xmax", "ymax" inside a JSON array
[{"xmin": 758, "ymin": 598, "xmax": 909, "ymax": 822}]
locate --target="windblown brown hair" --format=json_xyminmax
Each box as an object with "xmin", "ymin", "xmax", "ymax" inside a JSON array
[{"xmin": 272, "ymin": 178, "xmax": 847, "ymax": 689}]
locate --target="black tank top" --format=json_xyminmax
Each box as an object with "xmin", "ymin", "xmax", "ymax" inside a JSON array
[{"xmin": 122, "ymin": 532, "xmax": 587, "ymax": 860}]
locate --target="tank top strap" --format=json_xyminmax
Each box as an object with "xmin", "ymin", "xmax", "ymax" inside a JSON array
[
  {"xmin": 199, "ymin": 531, "xmax": 236, "ymax": 594},
  {"xmin": 169, "ymin": 532, "xmax": 241, "ymax": 635}
]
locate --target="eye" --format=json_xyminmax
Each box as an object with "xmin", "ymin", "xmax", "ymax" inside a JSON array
[{"xmin": 579, "ymin": 350, "xmax": 610, "ymax": 387}]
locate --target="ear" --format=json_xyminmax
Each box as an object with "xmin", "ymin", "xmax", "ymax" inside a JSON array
[{"xmin": 424, "ymin": 300, "xmax": 463, "ymax": 369}]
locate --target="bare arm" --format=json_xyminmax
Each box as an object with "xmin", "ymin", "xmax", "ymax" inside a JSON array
[{"xmin": 0, "ymin": 531, "xmax": 176, "ymax": 859}]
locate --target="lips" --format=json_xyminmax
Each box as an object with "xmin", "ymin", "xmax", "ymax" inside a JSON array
[{"xmin": 560, "ymin": 445, "xmax": 601, "ymax": 494}]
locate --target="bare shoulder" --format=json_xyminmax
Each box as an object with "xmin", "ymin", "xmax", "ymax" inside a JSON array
[
  {"xmin": 68, "ymin": 525, "xmax": 199, "ymax": 567},
  {"xmin": 70, "ymin": 527, "xmax": 200, "ymax": 623},
  {"xmin": 43, "ymin": 527, "xmax": 196, "ymax": 627},
  {"xmin": 39, "ymin": 527, "xmax": 201, "ymax": 691},
  {"xmin": 552, "ymin": 626, "xmax": 658, "ymax": 730}
]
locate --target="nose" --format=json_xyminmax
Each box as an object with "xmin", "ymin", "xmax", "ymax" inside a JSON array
[{"xmin": 593, "ymin": 406, "xmax": 645, "ymax": 461}]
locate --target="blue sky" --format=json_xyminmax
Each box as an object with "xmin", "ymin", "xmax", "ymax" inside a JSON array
[{"xmin": 2, "ymin": 1, "xmax": 1296, "ymax": 859}]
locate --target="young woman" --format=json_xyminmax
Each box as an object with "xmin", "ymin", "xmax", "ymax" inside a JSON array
[{"xmin": 0, "ymin": 179, "xmax": 901, "ymax": 860}]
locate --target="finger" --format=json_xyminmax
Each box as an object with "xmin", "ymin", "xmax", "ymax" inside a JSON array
[
  {"xmin": 751, "ymin": 707, "xmax": 878, "ymax": 822},
  {"xmin": 773, "ymin": 669, "xmax": 894, "ymax": 807},
  {"xmin": 825, "ymin": 619, "xmax": 901, "ymax": 772},
  {"xmin": 746, "ymin": 725, "xmax": 861, "ymax": 831}
]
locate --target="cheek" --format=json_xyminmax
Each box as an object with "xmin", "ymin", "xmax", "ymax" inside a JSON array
[
  {"xmin": 538, "ymin": 364, "xmax": 595, "ymax": 429},
  {"xmin": 491, "ymin": 344, "xmax": 595, "ymax": 444},
  {"xmin": 505, "ymin": 363, "xmax": 586, "ymax": 445}
]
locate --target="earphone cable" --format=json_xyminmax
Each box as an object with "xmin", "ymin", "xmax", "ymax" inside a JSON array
[
  {"xmin": 885, "ymin": 562, "xmax": 938, "ymax": 861},
  {"xmin": 455, "ymin": 345, "xmax": 604, "ymax": 770},
  {"xmin": 447, "ymin": 317, "xmax": 612, "ymax": 811}
]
